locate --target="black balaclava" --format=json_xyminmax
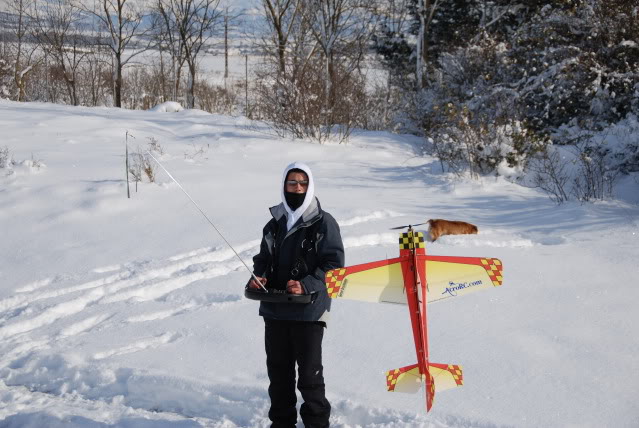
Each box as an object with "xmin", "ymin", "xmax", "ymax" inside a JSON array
[
  {"xmin": 284, "ymin": 168, "xmax": 307, "ymax": 210},
  {"xmin": 285, "ymin": 192, "xmax": 306, "ymax": 210}
]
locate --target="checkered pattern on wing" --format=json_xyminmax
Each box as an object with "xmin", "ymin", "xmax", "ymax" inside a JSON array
[
  {"xmin": 447, "ymin": 364, "xmax": 463, "ymax": 386},
  {"xmin": 325, "ymin": 268, "xmax": 347, "ymax": 298},
  {"xmin": 480, "ymin": 258, "xmax": 503, "ymax": 286}
]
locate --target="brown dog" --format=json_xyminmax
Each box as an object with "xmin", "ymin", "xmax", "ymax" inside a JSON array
[{"xmin": 427, "ymin": 219, "xmax": 478, "ymax": 241}]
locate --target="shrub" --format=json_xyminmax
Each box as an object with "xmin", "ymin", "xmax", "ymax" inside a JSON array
[
  {"xmin": 0, "ymin": 145, "xmax": 12, "ymax": 169},
  {"xmin": 146, "ymin": 137, "xmax": 164, "ymax": 155},
  {"xmin": 253, "ymin": 58, "xmax": 367, "ymax": 144},
  {"xmin": 183, "ymin": 143, "xmax": 209, "ymax": 160},
  {"xmin": 527, "ymin": 146, "xmax": 571, "ymax": 204},
  {"xmin": 0, "ymin": 58, "xmax": 12, "ymax": 99},
  {"xmin": 571, "ymin": 140, "xmax": 620, "ymax": 202},
  {"xmin": 526, "ymin": 129, "xmax": 625, "ymax": 204},
  {"xmin": 128, "ymin": 144, "xmax": 157, "ymax": 189},
  {"xmin": 357, "ymin": 79, "xmax": 404, "ymax": 132},
  {"xmin": 195, "ymin": 79, "xmax": 238, "ymax": 115},
  {"xmin": 429, "ymin": 105, "xmax": 550, "ymax": 178}
]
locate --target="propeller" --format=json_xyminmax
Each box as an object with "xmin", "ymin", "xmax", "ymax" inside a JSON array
[{"xmin": 390, "ymin": 222, "xmax": 429, "ymax": 230}]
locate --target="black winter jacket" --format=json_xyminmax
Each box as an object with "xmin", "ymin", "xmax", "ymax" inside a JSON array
[{"xmin": 252, "ymin": 197, "xmax": 345, "ymax": 322}]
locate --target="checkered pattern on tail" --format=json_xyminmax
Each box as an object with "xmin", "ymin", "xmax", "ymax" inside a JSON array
[
  {"xmin": 446, "ymin": 364, "xmax": 463, "ymax": 385},
  {"xmin": 385, "ymin": 364, "xmax": 419, "ymax": 392},
  {"xmin": 426, "ymin": 370, "xmax": 435, "ymax": 411},
  {"xmin": 386, "ymin": 368, "xmax": 403, "ymax": 392}
]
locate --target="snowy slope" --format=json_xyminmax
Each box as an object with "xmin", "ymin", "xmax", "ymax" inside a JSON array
[{"xmin": 1, "ymin": 100, "xmax": 638, "ymax": 427}]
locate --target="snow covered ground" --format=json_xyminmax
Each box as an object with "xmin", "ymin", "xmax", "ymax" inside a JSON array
[{"xmin": 1, "ymin": 100, "xmax": 638, "ymax": 427}]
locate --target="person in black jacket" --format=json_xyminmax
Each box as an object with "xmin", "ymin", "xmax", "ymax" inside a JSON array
[{"xmin": 248, "ymin": 162, "xmax": 345, "ymax": 428}]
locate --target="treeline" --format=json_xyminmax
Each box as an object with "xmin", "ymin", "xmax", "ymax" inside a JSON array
[
  {"xmin": 0, "ymin": 0, "xmax": 227, "ymax": 109},
  {"xmin": 1, "ymin": 0, "xmax": 638, "ymax": 200}
]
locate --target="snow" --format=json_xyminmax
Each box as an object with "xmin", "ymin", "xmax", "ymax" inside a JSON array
[
  {"xmin": 620, "ymin": 40, "xmax": 638, "ymax": 48},
  {"xmin": 1, "ymin": 99, "xmax": 639, "ymax": 427},
  {"xmin": 148, "ymin": 102, "xmax": 185, "ymax": 113}
]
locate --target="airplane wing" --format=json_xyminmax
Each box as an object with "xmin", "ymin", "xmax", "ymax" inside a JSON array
[
  {"xmin": 326, "ymin": 255, "xmax": 502, "ymax": 305},
  {"xmin": 421, "ymin": 255, "xmax": 503, "ymax": 303},
  {"xmin": 325, "ymin": 257, "xmax": 407, "ymax": 304}
]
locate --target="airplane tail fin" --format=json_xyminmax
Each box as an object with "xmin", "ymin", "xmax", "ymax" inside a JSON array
[{"xmin": 386, "ymin": 362, "xmax": 463, "ymax": 411}]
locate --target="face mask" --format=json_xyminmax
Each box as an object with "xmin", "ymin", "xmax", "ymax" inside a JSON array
[{"xmin": 285, "ymin": 191, "xmax": 306, "ymax": 210}]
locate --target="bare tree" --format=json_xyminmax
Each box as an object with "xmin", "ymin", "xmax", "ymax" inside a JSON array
[
  {"xmin": 260, "ymin": 0, "xmax": 302, "ymax": 78},
  {"xmin": 5, "ymin": 0, "xmax": 39, "ymax": 101},
  {"xmin": 79, "ymin": 0, "xmax": 153, "ymax": 107},
  {"xmin": 415, "ymin": 0, "xmax": 441, "ymax": 89},
  {"xmin": 156, "ymin": 0, "xmax": 222, "ymax": 109},
  {"xmin": 31, "ymin": 0, "xmax": 86, "ymax": 105},
  {"xmin": 82, "ymin": 33, "xmax": 111, "ymax": 106},
  {"xmin": 372, "ymin": 0, "xmax": 412, "ymax": 121},
  {"xmin": 224, "ymin": 7, "xmax": 228, "ymax": 79},
  {"xmin": 154, "ymin": 0, "xmax": 185, "ymax": 102},
  {"xmin": 258, "ymin": 0, "xmax": 319, "ymax": 84},
  {"xmin": 222, "ymin": 7, "xmax": 242, "ymax": 83},
  {"xmin": 529, "ymin": 148, "xmax": 570, "ymax": 204},
  {"xmin": 304, "ymin": 0, "xmax": 372, "ymax": 129}
]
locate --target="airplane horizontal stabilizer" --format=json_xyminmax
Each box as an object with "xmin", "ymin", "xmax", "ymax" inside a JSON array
[
  {"xmin": 429, "ymin": 362, "xmax": 463, "ymax": 392},
  {"xmin": 386, "ymin": 364, "xmax": 421, "ymax": 393},
  {"xmin": 386, "ymin": 363, "xmax": 463, "ymax": 394}
]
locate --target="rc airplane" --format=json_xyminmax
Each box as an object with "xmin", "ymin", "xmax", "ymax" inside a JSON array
[{"xmin": 324, "ymin": 226, "xmax": 503, "ymax": 412}]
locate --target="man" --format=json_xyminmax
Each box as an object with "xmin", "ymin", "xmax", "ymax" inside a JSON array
[{"xmin": 248, "ymin": 162, "xmax": 345, "ymax": 428}]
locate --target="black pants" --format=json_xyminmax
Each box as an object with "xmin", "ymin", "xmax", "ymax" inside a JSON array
[{"xmin": 264, "ymin": 318, "xmax": 330, "ymax": 428}]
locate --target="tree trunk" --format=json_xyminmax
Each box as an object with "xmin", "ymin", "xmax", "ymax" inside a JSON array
[
  {"xmin": 385, "ymin": 67, "xmax": 391, "ymax": 126},
  {"xmin": 224, "ymin": 13, "xmax": 229, "ymax": 79},
  {"xmin": 90, "ymin": 57, "xmax": 99, "ymax": 106},
  {"xmin": 115, "ymin": 55, "xmax": 123, "ymax": 108},
  {"xmin": 416, "ymin": 0, "xmax": 425, "ymax": 89},
  {"xmin": 422, "ymin": 0, "xmax": 433, "ymax": 86},
  {"xmin": 70, "ymin": 42, "xmax": 79, "ymax": 106},
  {"xmin": 187, "ymin": 63, "xmax": 196, "ymax": 109},
  {"xmin": 278, "ymin": 36, "xmax": 286, "ymax": 77},
  {"xmin": 57, "ymin": 48, "xmax": 76, "ymax": 106},
  {"xmin": 72, "ymin": 79, "xmax": 78, "ymax": 106},
  {"xmin": 14, "ymin": 52, "xmax": 23, "ymax": 102},
  {"xmin": 173, "ymin": 48, "xmax": 183, "ymax": 102},
  {"xmin": 324, "ymin": 52, "xmax": 330, "ymax": 134},
  {"xmin": 13, "ymin": 0, "xmax": 25, "ymax": 102}
]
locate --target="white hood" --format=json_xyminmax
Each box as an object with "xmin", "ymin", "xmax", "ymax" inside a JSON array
[{"xmin": 281, "ymin": 162, "xmax": 315, "ymax": 231}]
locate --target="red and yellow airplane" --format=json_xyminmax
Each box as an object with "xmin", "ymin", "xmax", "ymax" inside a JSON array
[{"xmin": 325, "ymin": 226, "xmax": 503, "ymax": 412}]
